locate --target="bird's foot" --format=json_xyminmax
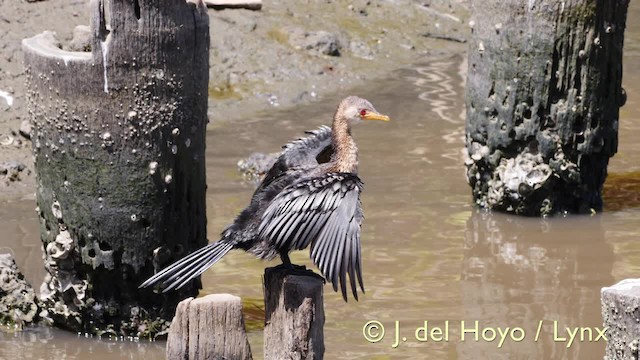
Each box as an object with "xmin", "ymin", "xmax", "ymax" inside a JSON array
[
  {"xmin": 275, "ymin": 262, "xmax": 306, "ymax": 272},
  {"xmin": 276, "ymin": 253, "xmax": 325, "ymax": 282},
  {"xmin": 273, "ymin": 263, "xmax": 325, "ymax": 282}
]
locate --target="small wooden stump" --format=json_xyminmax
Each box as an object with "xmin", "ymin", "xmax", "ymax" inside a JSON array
[
  {"xmin": 263, "ymin": 266, "xmax": 325, "ymax": 360},
  {"xmin": 601, "ymin": 279, "xmax": 640, "ymax": 360},
  {"xmin": 167, "ymin": 294, "xmax": 253, "ymax": 360}
]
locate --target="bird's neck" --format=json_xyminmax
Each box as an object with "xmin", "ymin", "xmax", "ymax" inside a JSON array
[{"xmin": 331, "ymin": 115, "xmax": 358, "ymax": 173}]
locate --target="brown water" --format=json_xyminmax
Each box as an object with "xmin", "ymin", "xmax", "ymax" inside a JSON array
[{"xmin": 2, "ymin": 5, "xmax": 640, "ymax": 359}]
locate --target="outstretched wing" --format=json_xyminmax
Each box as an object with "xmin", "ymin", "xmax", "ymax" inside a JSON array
[
  {"xmin": 257, "ymin": 126, "xmax": 333, "ymax": 191},
  {"xmin": 280, "ymin": 125, "xmax": 333, "ymax": 168},
  {"xmin": 258, "ymin": 172, "xmax": 365, "ymax": 301}
]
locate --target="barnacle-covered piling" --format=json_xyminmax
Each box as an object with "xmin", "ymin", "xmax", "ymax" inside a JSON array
[
  {"xmin": 601, "ymin": 279, "xmax": 640, "ymax": 360},
  {"xmin": 465, "ymin": 0, "xmax": 629, "ymax": 215},
  {"xmin": 22, "ymin": 0, "xmax": 209, "ymax": 336},
  {"xmin": 0, "ymin": 254, "xmax": 40, "ymax": 330}
]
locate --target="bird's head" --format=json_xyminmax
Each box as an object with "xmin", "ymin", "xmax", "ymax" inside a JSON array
[{"xmin": 337, "ymin": 96, "xmax": 391, "ymax": 125}]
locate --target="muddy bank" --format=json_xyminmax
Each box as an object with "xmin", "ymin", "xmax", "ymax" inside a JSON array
[
  {"xmin": 0, "ymin": 0, "xmax": 468, "ymax": 198},
  {"xmin": 206, "ymin": 0, "xmax": 469, "ymax": 121}
]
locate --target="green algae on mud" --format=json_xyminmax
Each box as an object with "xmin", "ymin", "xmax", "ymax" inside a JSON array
[
  {"xmin": 265, "ymin": 28, "xmax": 289, "ymax": 46},
  {"xmin": 209, "ymin": 83, "xmax": 244, "ymax": 100}
]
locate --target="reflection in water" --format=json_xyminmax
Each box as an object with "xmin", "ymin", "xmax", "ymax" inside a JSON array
[
  {"xmin": 461, "ymin": 210, "xmax": 613, "ymax": 359},
  {"xmin": 2, "ymin": 4, "xmax": 640, "ymax": 354},
  {"xmin": 408, "ymin": 61, "xmax": 460, "ymax": 124},
  {"xmin": 1, "ymin": 326, "xmax": 164, "ymax": 360},
  {"xmin": 603, "ymin": 171, "xmax": 640, "ymax": 211}
]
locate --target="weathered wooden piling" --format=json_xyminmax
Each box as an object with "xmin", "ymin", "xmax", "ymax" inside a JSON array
[
  {"xmin": 263, "ymin": 266, "xmax": 325, "ymax": 360},
  {"xmin": 465, "ymin": 0, "xmax": 630, "ymax": 215},
  {"xmin": 22, "ymin": 0, "xmax": 209, "ymax": 335},
  {"xmin": 167, "ymin": 294, "xmax": 253, "ymax": 360},
  {"xmin": 601, "ymin": 279, "xmax": 640, "ymax": 360},
  {"xmin": 165, "ymin": 268, "xmax": 325, "ymax": 359}
]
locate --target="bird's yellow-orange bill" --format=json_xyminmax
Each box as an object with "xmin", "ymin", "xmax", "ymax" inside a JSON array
[{"xmin": 363, "ymin": 112, "xmax": 391, "ymax": 121}]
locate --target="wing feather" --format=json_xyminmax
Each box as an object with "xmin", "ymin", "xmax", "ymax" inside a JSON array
[{"xmin": 259, "ymin": 173, "xmax": 365, "ymax": 300}]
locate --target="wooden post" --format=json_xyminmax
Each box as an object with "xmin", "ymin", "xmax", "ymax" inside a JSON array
[
  {"xmin": 263, "ymin": 266, "xmax": 325, "ymax": 360},
  {"xmin": 22, "ymin": 0, "xmax": 209, "ymax": 335},
  {"xmin": 166, "ymin": 294, "xmax": 253, "ymax": 360},
  {"xmin": 167, "ymin": 298, "xmax": 193, "ymax": 360},
  {"xmin": 601, "ymin": 279, "xmax": 640, "ymax": 360},
  {"xmin": 464, "ymin": 0, "xmax": 630, "ymax": 215},
  {"xmin": 204, "ymin": 0, "xmax": 262, "ymax": 10}
]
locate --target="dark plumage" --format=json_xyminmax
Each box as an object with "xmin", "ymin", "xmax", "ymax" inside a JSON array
[{"xmin": 140, "ymin": 96, "xmax": 390, "ymax": 301}]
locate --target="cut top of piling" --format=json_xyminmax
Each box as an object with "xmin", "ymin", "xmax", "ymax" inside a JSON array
[{"xmin": 602, "ymin": 278, "xmax": 640, "ymax": 297}]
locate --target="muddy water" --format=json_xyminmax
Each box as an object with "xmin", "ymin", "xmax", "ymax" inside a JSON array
[{"xmin": 3, "ymin": 5, "xmax": 640, "ymax": 360}]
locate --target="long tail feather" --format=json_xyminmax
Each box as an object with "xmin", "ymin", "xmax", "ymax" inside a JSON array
[
  {"xmin": 160, "ymin": 243, "xmax": 233, "ymax": 292},
  {"xmin": 139, "ymin": 243, "xmax": 215, "ymax": 288},
  {"xmin": 139, "ymin": 241, "xmax": 233, "ymax": 292}
]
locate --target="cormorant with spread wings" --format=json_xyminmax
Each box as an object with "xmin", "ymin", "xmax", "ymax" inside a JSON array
[{"xmin": 140, "ymin": 96, "xmax": 390, "ymax": 301}]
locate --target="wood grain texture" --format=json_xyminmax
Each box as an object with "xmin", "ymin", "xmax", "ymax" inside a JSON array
[
  {"xmin": 264, "ymin": 266, "xmax": 325, "ymax": 360},
  {"xmin": 167, "ymin": 294, "xmax": 253, "ymax": 360},
  {"xmin": 167, "ymin": 297, "xmax": 194, "ymax": 360}
]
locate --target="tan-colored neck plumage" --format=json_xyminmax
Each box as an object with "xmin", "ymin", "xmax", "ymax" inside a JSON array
[{"xmin": 330, "ymin": 113, "xmax": 358, "ymax": 173}]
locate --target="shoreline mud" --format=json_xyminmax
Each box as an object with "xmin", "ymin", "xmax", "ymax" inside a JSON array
[{"xmin": 0, "ymin": 0, "xmax": 469, "ymax": 200}]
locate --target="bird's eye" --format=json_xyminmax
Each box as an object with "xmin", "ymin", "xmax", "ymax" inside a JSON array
[{"xmin": 360, "ymin": 109, "xmax": 367, "ymax": 117}]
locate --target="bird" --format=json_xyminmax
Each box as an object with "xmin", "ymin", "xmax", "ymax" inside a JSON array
[{"xmin": 140, "ymin": 96, "xmax": 390, "ymax": 301}]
